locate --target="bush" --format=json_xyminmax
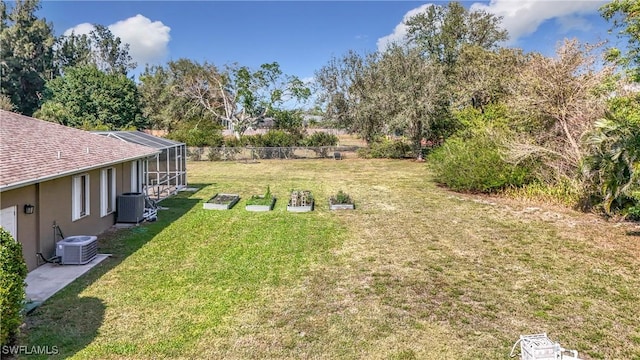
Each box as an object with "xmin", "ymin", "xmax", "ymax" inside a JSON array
[
  {"xmin": 303, "ymin": 132, "xmax": 339, "ymax": 147},
  {"xmin": 0, "ymin": 228, "xmax": 27, "ymax": 346},
  {"xmin": 167, "ymin": 121, "xmax": 224, "ymax": 147},
  {"xmin": 503, "ymin": 178, "xmax": 584, "ymax": 207},
  {"xmin": 428, "ymin": 133, "xmax": 532, "ymax": 192},
  {"xmin": 358, "ymin": 139, "xmax": 411, "ymax": 159},
  {"xmin": 583, "ymin": 96, "xmax": 640, "ymax": 214}
]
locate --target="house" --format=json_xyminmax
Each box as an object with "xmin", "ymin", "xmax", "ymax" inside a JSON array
[
  {"xmin": 0, "ymin": 110, "xmax": 159, "ymax": 271},
  {"xmin": 93, "ymin": 131, "xmax": 187, "ymax": 201}
]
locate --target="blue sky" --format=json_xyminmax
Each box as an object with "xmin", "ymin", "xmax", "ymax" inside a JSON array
[{"xmin": 36, "ymin": 1, "xmax": 616, "ymax": 81}]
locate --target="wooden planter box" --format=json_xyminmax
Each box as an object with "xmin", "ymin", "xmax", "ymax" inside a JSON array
[
  {"xmin": 245, "ymin": 197, "xmax": 276, "ymax": 212},
  {"xmin": 203, "ymin": 193, "xmax": 240, "ymax": 210}
]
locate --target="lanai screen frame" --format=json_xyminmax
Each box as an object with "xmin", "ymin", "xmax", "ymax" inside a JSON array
[{"xmin": 95, "ymin": 131, "xmax": 187, "ymax": 201}]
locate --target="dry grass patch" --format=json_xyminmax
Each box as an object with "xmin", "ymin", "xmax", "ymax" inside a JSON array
[
  {"xmin": 188, "ymin": 159, "xmax": 640, "ymax": 359},
  {"xmin": 21, "ymin": 159, "xmax": 640, "ymax": 359}
]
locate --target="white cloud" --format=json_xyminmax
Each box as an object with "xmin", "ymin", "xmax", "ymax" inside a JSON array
[
  {"xmin": 377, "ymin": 3, "xmax": 434, "ymax": 52},
  {"xmin": 63, "ymin": 22, "xmax": 94, "ymax": 37},
  {"xmin": 109, "ymin": 14, "xmax": 171, "ymax": 65},
  {"xmin": 470, "ymin": 0, "xmax": 605, "ymax": 44},
  {"xmin": 555, "ymin": 14, "xmax": 593, "ymax": 34},
  {"xmin": 377, "ymin": 1, "xmax": 606, "ymax": 52},
  {"xmin": 64, "ymin": 14, "xmax": 171, "ymax": 67}
]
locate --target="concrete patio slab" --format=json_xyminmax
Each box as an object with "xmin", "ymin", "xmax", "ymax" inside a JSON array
[{"xmin": 25, "ymin": 254, "xmax": 111, "ymax": 308}]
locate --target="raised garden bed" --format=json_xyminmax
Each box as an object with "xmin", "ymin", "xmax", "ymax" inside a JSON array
[
  {"xmin": 329, "ymin": 190, "xmax": 355, "ymax": 210},
  {"xmin": 245, "ymin": 186, "xmax": 276, "ymax": 212},
  {"xmin": 287, "ymin": 190, "xmax": 314, "ymax": 212},
  {"xmin": 203, "ymin": 193, "xmax": 240, "ymax": 210}
]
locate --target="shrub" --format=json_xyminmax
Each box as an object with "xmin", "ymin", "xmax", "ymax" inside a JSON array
[
  {"xmin": 503, "ymin": 177, "xmax": 584, "ymax": 207},
  {"xmin": 304, "ymin": 132, "xmax": 339, "ymax": 147},
  {"xmin": 583, "ymin": 96, "xmax": 640, "ymax": 214},
  {"xmin": 358, "ymin": 139, "xmax": 411, "ymax": 159},
  {"xmin": 330, "ymin": 190, "xmax": 353, "ymax": 204},
  {"xmin": 0, "ymin": 228, "xmax": 27, "ymax": 346},
  {"xmin": 168, "ymin": 126, "xmax": 224, "ymax": 147},
  {"xmin": 428, "ymin": 133, "xmax": 532, "ymax": 192},
  {"xmin": 246, "ymin": 186, "xmax": 274, "ymax": 206}
]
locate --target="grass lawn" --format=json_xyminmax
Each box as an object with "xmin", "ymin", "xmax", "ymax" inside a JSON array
[{"xmin": 20, "ymin": 159, "xmax": 640, "ymax": 359}]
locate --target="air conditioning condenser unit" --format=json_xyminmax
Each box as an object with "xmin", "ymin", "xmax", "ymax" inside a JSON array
[{"xmin": 56, "ymin": 235, "xmax": 98, "ymax": 265}]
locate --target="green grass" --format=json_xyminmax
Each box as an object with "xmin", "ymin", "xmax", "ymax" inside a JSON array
[{"xmin": 19, "ymin": 159, "xmax": 640, "ymax": 359}]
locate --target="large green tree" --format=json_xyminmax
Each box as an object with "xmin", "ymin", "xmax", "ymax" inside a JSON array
[
  {"xmin": 0, "ymin": 0, "xmax": 55, "ymax": 115},
  {"xmin": 404, "ymin": 1, "xmax": 508, "ymax": 69},
  {"xmin": 372, "ymin": 45, "xmax": 448, "ymax": 155},
  {"xmin": 35, "ymin": 65, "xmax": 146, "ymax": 130},
  {"xmin": 175, "ymin": 61, "xmax": 310, "ymax": 138},
  {"xmin": 54, "ymin": 25, "xmax": 135, "ymax": 76},
  {"xmin": 138, "ymin": 59, "xmax": 218, "ymax": 131},
  {"xmin": 314, "ymin": 50, "xmax": 384, "ymax": 143},
  {"xmin": 451, "ymin": 46, "xmax": 526, "ymax": 111},
  {"xmin": 53, "ymin": 31, "xmax": 92, "ymax": 73},
  {"xmin": 601, "ymin": 0, "xmax": 640, "ymax": 81},
  {"xmin": 316, "ymin": 46, "xmax": 450, "ymax": 155}
]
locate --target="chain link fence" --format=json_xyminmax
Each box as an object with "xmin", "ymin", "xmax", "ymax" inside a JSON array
[{"xmin": 187, "ymin": 146, "xmax": 361, "ymax": 161}]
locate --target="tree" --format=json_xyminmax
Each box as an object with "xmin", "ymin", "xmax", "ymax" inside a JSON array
[
  {"xmin": 372, "ymin": 45, "xmax": 448, "ymax": 155},
  {"xmin": 89, "ymin": 25, "xmax": 136, "ymax": 75},
  {"xmin": 451, "ymin": 46, "xmax": 526, "ymax": 111},
  {"xmin": 138, "ymin": 61, "xmax": 216, "ymax": 131},
  {"xmin": 404, "ymin": 2, "xmax": 508, "ymax": 69},
  {"xmin": 601, "ymin": 0, "xmax": 640, "ymax": 81},
  {"xmin": 53, "ymin": 31, "xmax": 92, "ymax": 73},
  {"xmin": 54, "ymin": 24, "xmax": 136, "ymax": 76},
  {"xmin": 0, "ymin": 0, "xmax": 55, "ymax": 115},
  {"xmin": 175, "ymin": 61, "xmax": 310, "ymax": 138},
  {"xmin": 507, "ymin": 39, "xmax": 614, "ymax": 180},
  {"xmin": 269, "ymin": 108, "xmax": 304, "ymax": 134},
  {"xmin": 315, "ymin": 50, "xmax": 386, "ymax": 143},
  {"xmin": 35, "ymin": 65, "xmax": 146, "ymax": 130}
]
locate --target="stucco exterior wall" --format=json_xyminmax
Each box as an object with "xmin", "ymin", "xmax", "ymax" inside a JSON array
[
  {"xmin": 0, "ymin": 185, "xmax": 39, "ymax": 270},
  {"xmin": 1, "ymin": 161, "xmax": 139, "ymax": 271}
]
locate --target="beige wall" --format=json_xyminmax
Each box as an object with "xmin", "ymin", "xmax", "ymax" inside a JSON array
[
  {"xmin": 0, "ymin": 185, "xmax": 39, "ymax": 270},
  {"xmin": 1, "ymin": 160, "xmax": 139, "ymax": 271}
]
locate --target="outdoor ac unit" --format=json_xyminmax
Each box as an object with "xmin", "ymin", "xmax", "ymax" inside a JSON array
[
  {"xmin": 117, "ymin": 192, "xmax": 145, "ymax": 223},
  {"xmin": 56, "ymin": 235, "xmax": 98, "ymax": 265}
]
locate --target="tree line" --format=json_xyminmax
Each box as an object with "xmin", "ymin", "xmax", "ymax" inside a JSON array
[
  {"xmin": 1, "ymin": 0, "xmax": 639, "ymax": 216},
  {"xmin": 0, "ymin": 0, "xmax": 310, "ymax": 137},
  {"xmin": 314, "ymin": 0, "xmax": 639, "ymax": 217}
]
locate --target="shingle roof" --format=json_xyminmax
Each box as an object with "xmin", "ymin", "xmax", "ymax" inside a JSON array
[{"xmin": 0, "ymin": 110, "xmax": 159, "ymax": 191}]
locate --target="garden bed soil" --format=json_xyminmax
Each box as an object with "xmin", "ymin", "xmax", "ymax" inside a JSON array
[{"xmin": 203, "ymin": 193, "xmax": 240, "ymax": 210}]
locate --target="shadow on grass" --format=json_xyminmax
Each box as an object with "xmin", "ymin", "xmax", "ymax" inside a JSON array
[{"xmin": 18, "ymin": 184, "xmax": 209, "ymax": 359}]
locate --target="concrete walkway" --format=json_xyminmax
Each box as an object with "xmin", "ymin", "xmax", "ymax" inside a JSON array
[{"xmin": 25, "ymin": 254, "xmax": 111, "ymax": 312}]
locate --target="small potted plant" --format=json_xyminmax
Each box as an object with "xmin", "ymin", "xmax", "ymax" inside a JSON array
[
  {"xmin": 203, "ymin": 193, "xmax": 240, "ymax": 210},
  {"xmin": 245, "ymin": 186, "xmax": 276, "ymax": 212},
  {"xmin": 287, "ymin": 190, "xmax": 314, "ymax": 212},
  {"xmin": 329, "ymin": 190, "xmax": 355, "ymax": 210}
]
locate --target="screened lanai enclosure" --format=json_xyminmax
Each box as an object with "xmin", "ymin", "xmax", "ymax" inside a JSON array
[{"xmin": 95, "ymin": 131, "xmax": 187, "ymax": 201}]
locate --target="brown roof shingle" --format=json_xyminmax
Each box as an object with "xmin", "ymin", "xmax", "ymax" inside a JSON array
[{"xmin": 0, "ymin": 110, "xmax": 159, "ymax": 191}]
